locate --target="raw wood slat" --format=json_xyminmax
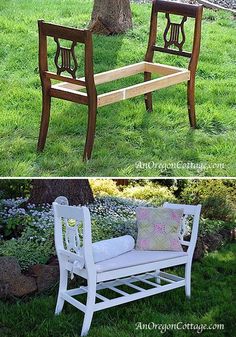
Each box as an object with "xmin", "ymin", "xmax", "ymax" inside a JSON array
[
  {"xmin": 54, "ymin": 62, "xmax": 147, "ymax": 91},
  {"xmin": 45, "ymin": 71, "xmax": 86, "ymax": 87},
  {"xmin": 98, "ymin": 71, "xmax": 190, "ymax": 107},
  {"xmin": 144, "ymin": 62, "xmax": 186, "ymax": 75},
  {"xmin": 50, "ymin": 86, "xmax": 88, "ymax": 105},
  {"xmin": 53, "ymin": 62, "xmax": 185, "ymax": 92},
  {"xmin": 93, "ymin": 62, "xmax": 146, "ymax": 85}
]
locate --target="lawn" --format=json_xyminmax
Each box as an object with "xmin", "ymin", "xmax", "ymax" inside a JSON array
[
  {"xmin": 0, "ymin": 0, "xmax": 236, "ymax": 177},
  {"xmin": 0, "ymin": 243, "xmax": 235, "ymax": 337}
]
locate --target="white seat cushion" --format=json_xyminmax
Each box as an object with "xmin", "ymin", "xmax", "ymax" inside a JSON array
[{"xmin": 95, "ymin": 249, "xmax": 188, "ymax": 273}]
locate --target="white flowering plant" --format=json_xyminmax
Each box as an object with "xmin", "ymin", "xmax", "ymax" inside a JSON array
[
  {"xmin": 0, "ymin": 193, "xmax": 234, "ymax": 270},
  {"xmin": 0, "ymin": 196, "xmax": 152, "ymax": 270}
]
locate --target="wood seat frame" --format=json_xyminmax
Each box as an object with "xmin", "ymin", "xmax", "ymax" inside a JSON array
[
  {"xmin": 53, "ymin": 197, "xmax": 201, "ymax": 336},
  {"xmin": 37, "ymin": 0, "xmax": 203, "ymax": 160}
]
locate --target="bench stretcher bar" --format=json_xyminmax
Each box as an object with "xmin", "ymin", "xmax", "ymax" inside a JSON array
[
  {"xmin": 61, "ymin": 271, "xmax": 185, "ymax": 313},
  {"xmin": 51, "ymin": 62, "xmax": 190, "ymax": 107}
]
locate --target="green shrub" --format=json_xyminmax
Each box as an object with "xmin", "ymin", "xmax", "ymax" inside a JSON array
[
  {"xmin": 199, "ymin": 218, "xmax": 235, "ymax": 236},
  {"xmin": 89, "ymin": 179, "xmax": 121, "ymax": 197},
  {"xmin": 0, "ymin": 180, "xmax": 31, "ymax": 199},
  {"xmin": 180, "ymin": 180, "xmax": 236, "ymax": 221},
  {"xmin": 122, "ymin": 181, "xmax": 176, "ymax": 205},
  {"xmin": 0, "ymin": 238, "xmax": 53, "ymax": 271},
  {"xmin": 0, "ymin": 196, "xmax": 150, "ymax": 269}
]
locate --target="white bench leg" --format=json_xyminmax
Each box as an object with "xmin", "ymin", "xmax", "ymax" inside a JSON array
[
  {"xmin": 55, "ymin": 268, "xmax": 68, "ymax": 314},
  {"xmin": 81, "ymin": 279, "xmax": 96, "ymax": 336},
  {"xmin": 185, "ymin": 262, "xmax": 192, "ymax": 299},
  {"xmin": 155, "ymin": 269, "xmax": 161, "ymax": 284}
]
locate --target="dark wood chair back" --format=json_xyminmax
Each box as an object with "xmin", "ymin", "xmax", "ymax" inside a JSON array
[
  {"xmin": 145, "ymin": 0, "xmax": 203, "ymax": 72},
  {"xmin": 38, "ymin": 20, "xmax": 95, "ymax": 88}
]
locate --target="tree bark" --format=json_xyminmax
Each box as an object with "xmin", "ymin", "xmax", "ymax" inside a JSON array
[
  {"xmin": 113, "ymin": 179, "xmax": 129, "ymax": 186},
  {"xmin": 28, "ymin": 179, "xmax": 94, "ymax": 205},
  {"xmin": 89, "ymin": 0, "xmax": 133, "ymax": 35}
]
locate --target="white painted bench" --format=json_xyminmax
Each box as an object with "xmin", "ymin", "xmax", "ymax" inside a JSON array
[{"xmin": 53, "ymin": 197, "xmax": 201, "ymax": 336}]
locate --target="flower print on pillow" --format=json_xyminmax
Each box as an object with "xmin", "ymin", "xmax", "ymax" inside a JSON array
[
  {"xmin": 138, "ymin": 239, "xmax": 150, "ymax": 250},
  {"xmin": 136, "ymin": 207, "xmax": 184, "ymax": 251},
  {"xmin": 154, "ymin": 223, "xmax": 166, "ymax": 235}
]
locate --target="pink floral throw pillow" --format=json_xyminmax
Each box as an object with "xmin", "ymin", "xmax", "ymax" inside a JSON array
[{"xmin": 136, "ymin": 207, "xmax": 184, "ymax": 251}]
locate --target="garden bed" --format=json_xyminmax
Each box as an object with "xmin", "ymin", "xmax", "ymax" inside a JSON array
[{"xmin": 0, "ymin": 186, "xmax": 235, "ymax": 298}]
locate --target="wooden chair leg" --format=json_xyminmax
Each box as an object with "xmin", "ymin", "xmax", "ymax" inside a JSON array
[
  {"xmin": 55, "ymin": 268, "xmax": 68, "ymax": 315},
  {"xmin": 37, "ymin": 92, "xmax": 51, "ymax": 151},
  {"xmin": 83, "ymin": 103, "xmax": 97, "ymax": 161},
  {"xmin": 144, "ymin": 72, "xmax": 153, "ymax": 112},
  {"xmin": 187, "ymin": 78, "xmax": 196, "ymax": 128}
]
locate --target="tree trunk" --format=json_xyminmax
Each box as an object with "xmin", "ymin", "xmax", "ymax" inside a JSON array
[
  {"xmin": 89, "ymin": 0, "xmax": 133, "ymax": 35},
  {"xmin": 113, "ymin": 179, "xmax": 129, "ymax": 186},
  {"xmin": 28, "ymin": 179, "xmax": 94, "ymax": 205}
]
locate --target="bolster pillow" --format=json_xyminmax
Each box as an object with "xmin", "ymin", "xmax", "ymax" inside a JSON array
[{"xmin": 92, "ymin": 235, "xmax": 135, "ymax": 263}]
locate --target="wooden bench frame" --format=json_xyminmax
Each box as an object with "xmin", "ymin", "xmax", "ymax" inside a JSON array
[
  {"xmin": 37, "ymin": 0, "xmax": 203, "ymax": 160},
  {"xmin": 53, "ymin": 197, "xmax": 201, "ymax": 336}
]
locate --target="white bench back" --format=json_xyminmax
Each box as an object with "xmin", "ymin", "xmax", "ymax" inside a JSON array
[
  {"xmin": 163, "ymin": 202, "xmax": 201, "ymax": 256},
  {"xmin": 53, "ymin": 197, "xmax": 201, "ymax": 270},
  {"xmin": 53, "ymin": 197, "xmax": 94, "ymax": 269}
]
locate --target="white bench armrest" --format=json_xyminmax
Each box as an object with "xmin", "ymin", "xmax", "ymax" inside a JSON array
[{"xmin": 58, "ymin": 249, "xmax": 84, "ymax": 268}]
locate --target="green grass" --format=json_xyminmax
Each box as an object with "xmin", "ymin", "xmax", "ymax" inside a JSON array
[
  {"xmin": 0, "ymin": 1, "xmax": 236, "ymax": 176},
  {"xmin": 0, "ymin": 243, "xmax": 235, "ymax": 337}
]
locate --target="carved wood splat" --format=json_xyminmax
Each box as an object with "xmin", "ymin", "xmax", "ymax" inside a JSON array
[
  {"xmin": 54, "ymin": 38, "xmax": 78, "ymax": 79},
  {"xmin": 163, "ymin": 14, "xmax": 187, "ymax": 51}
]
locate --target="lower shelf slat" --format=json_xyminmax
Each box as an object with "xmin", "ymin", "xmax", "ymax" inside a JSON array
[
  {"xmin": 94, "ymin": 279, "xmax": 185, "ymax": 311},
  {"xmin": 63, "ymin": 271, "xmax": 185, "ymax": 312}
]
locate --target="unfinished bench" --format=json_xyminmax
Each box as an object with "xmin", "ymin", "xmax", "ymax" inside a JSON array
[
  {"xmin": 53, "ymin": 197, "xmax": 201, "ymax": 336},
  {"xmin": 37, "ymin": 0, "xmax": 203, "ymax": 160}
]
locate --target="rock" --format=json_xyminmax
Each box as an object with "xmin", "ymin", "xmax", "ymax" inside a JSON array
[
  {"xmin": 203, "ymin": 233, "xmax": 223, "ymax": 252},
  {"xmin": 47, "ymin": 255, "xmax": 59, "ymax": 266},
  {"xmin": 30, "ymin": 264, "xmax": 59, "ymax": 292},
  {"xmin": 0, "ymin": 257, "xmax": 37, "ymax": 298},
  {"xmin": 0, "ymin": 280, "xmax": 10, "ymax": 298},
  {"xmin": 219, "ymin": 228, "xmax": 235, "ymax": 241},
  {"xmin": 193, "ymin": 237, "xmax": 205, "ymax": 260}
]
